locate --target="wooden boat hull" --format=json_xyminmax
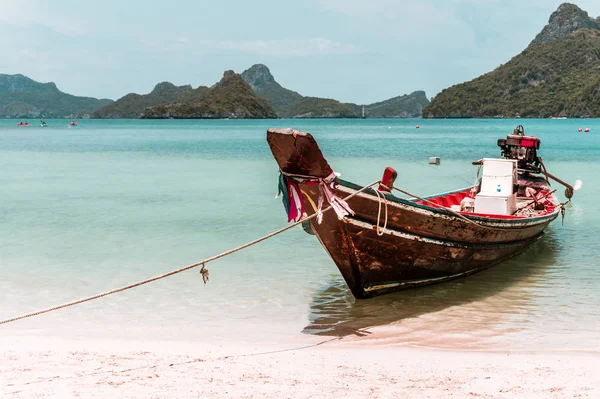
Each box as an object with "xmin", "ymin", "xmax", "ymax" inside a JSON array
[
  {"xmin": 305, "ymin": 194, "xmax": 546, "ymax": 298},
  {"xmin": 267, "ymin": 128, "xmax": 560, "ymax": 299}
]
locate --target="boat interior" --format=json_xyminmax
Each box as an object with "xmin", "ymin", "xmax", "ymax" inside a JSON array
[{"xmin": 414, "ymin": 187, "xmax": 557, "ymax": 219}]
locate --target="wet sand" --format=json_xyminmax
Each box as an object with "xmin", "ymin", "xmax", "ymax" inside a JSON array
[{"xmin": 1, "ymin": 336, "xmax": 598, "ymax": 398}]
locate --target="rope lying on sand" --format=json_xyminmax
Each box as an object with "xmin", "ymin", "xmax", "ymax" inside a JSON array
[{"xmin": 0, "ymin": 180, "xmax": 381, "ymax": 326}]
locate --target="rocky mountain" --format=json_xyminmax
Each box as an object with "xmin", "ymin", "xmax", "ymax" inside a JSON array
[
  {"xmin": 241, "ymin": 64, "xmax": 303, "ymax": 117},
  {"xmin": 423, "ymin": 3, "xmax": 600, "ymax": 118},
  {"xmin": 0, "ymin": 74, "xmax": 112, "ymax": 118},
  {"xmin": 241, "ymin": 64, "xmax": 429, "ymax": 118},
  {"xmin": 140, "ymin": 71, "xmax": 277, "ymax": 119},
  {"xmin": 93, "ymin": 82, "xmax": 193, "ymax": 118},
  {"xmin": 531, "ymin": 3, "xmax": 599, "ymax": 45}
]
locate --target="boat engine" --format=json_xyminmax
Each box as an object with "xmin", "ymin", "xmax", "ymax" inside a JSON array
[{"xmin": 497, "ymin": 125, "xmax": 541, "ymax": 170}]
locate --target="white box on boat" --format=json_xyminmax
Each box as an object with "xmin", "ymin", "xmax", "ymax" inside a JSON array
[
  {"xmin": 474, "ymin": 158, "xmax": 517, "ymax": 215},
  {"xmin": 474, "ymin": 193, "xmax": 517, "ymax": 215},
  {"xmin": 479, "ymin": 158, "xmax": 517, "ymax": 195}
]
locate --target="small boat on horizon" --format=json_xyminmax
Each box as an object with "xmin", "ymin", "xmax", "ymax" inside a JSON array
[{"xmin": 267, "ymin": 125, "xmax": 580, "ymax": 299}]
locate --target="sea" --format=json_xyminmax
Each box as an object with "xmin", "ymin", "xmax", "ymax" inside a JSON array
[{"xmin": 0, "ymin": 118, "xmax": 598, "ymax": 351}]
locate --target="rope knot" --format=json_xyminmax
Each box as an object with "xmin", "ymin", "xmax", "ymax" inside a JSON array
[{"xmin": 200, "ymin": 264, "xmax": 210, "ymax": 285}]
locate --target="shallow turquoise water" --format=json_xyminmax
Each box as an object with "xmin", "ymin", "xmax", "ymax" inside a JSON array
[{"xmin": 0, "ymin": 118, "xmax": 598, "ymax": 350}]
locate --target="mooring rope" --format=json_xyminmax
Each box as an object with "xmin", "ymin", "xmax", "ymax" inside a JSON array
[
  {"xmin": 373, "ymin": 189, "xmax": 388, "ymax": 236},
  {"xmin": 0, "ymin": 180, "xmax": 381, "ymax": 326}
]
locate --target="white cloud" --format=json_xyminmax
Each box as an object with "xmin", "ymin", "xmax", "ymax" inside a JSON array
[
  {"xmin": 143, "ymin": 37, "xmax": 361, "ymax": 57},
  {"xmin": 316, "ymin": 0, "xmax": 477, "ymax": 49},
  {"xmin": 218, "ymin": 38, "xmax": 360, "ymax": 56},
  {"xmin": 0, "ymin": 0, "xmax": 88, "ymax": 35},
  {"xmin": 317, "ymin": 0, "xmax": 392, "ymax": 16}
]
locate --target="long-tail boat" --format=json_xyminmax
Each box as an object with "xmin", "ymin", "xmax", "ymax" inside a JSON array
[{"xmin": 267, "ymin": 125, "xmax": 580, "ymax": 299}]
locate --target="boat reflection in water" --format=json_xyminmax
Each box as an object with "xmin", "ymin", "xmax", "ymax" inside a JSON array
[{"xmin": 303, "ymin": 231, "xmax": 561, "ymax": 347}]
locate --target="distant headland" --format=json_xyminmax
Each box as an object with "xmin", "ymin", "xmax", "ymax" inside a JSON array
[{"xmin": 0, "ymin": 74, "xmax": 111, "ymax": 119}]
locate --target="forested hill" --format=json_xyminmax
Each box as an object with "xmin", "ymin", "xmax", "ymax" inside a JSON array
[
  {"xmin": 140, "ymin": 71, "xmax": 277, "ymax": 119},
  {"xmin": 92, "ymin": 82, "xmax": 194, "ymax": 118},
  {"xmin": 423, "ymin": 3, "xmax": 600, "ymax": 118}
]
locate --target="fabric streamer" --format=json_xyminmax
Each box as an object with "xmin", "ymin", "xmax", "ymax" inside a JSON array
[
  {"xmin": 277, "ymin": 173, "xmax": 305, "ymax": 223},
  {"xmin": 287, "ymin": 179, "xmax": 305, "ymax": 222},
  {"xmin": 278, "ymin": 171, "xmax": 352, "ymax": 224},
  {"xmin": 277, "ymin": 173, "xmax": 290, "ymax": 216},
  {"xmin": 317, "ymin": 180, "xmax": 354, "ymax": 224}
]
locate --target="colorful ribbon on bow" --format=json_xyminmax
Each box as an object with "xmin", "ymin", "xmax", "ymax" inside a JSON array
[
  {"xmin": 316, "ymin": 176, "xmax": 354, "ymax": 224},
  {"xmin": 277, "ymin": 171, "xmax": 354, "ymax": 224},
  {"xmin": 277, "ymin": 173, "xmax": 305, "ymax": 223}
]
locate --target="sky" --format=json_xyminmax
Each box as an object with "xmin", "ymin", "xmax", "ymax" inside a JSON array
[{"xmin": 1, "ymin": 0, "xmax": 600, "ymax": 103}]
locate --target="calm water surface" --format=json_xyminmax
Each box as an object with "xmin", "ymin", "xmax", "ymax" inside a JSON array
[{"xmin": 0, "ymin": 118, "xmax": 598, "ymax": 350}]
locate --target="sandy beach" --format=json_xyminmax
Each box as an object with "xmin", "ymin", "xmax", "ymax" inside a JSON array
[{"xmin": 1, "ymin": 335, "xmax": 598, "ymax": 398}]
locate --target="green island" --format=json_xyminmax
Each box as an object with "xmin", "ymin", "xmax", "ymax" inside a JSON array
[
  {"xmin": 240, "ymin": 63, "xmax": 430, "ymax": 118},
  {"xmin": 95, "ymin": 64, "xmax": 430, "ymax": 119},
  {"xmin": 139, "ymin": 71, "xmax": 277, "ymax": 119},
  {"xmin": 424, "ymin": 3, "xmax": 600, "ymax": 118},
  {"xmin": 0, "ymin": 74, "xmax": 112, "ymax": 118},
  {"xmin": 92, "ymin": 82, "xmax": 193, "ymax": 119}
]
